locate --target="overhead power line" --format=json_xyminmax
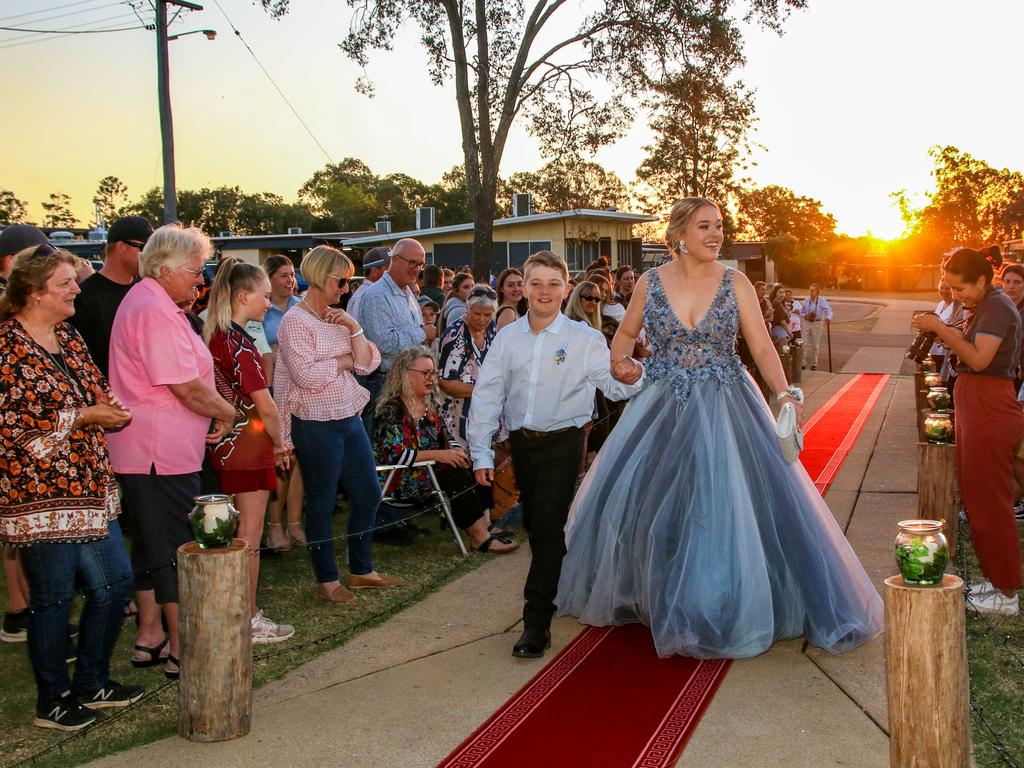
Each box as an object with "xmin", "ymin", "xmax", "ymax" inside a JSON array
[
  {"xmin": 210, "ymin": 0, "xmax": 335, "ymax": 164},
  {"xmin": 0, "ymin": 22, "xmax": 142, "ymax": 34},
  {"xmin": 0, "ymin": 13, "xmax": 143, "ymax": 50},
  {"xmin": 0, "ymin": 0, "xmax": 106, "ymax": 25},
  {"xmin": 0, "ymin": 1, "xmax": 126, "ymax": 28}
]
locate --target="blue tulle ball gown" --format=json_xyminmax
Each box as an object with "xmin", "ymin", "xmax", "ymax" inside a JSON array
[{"xmin": 555, "ymin": 266, "xmax": 884, "ymax": 659}]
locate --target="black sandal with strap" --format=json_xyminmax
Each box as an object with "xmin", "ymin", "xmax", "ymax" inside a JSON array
[
  {"xmin": 131, "ymin": 637, "xmax": 169, "ymax": 668},
  {"xmin": 471, "ymin": 533, "xmax": 519, "ymax": 554},
  {"xmin": 164, "ymin": 654, "xmax": 180, "ymax": 680}
]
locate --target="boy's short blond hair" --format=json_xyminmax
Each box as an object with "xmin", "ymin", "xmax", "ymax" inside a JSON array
[{"xmin": 523, "ymin": 250, "xmax": 569, "ymax": 282}]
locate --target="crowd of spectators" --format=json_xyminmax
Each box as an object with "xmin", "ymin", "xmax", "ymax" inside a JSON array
[{"xmin": 4, "ymin": 212, "xmax": 1021, "ymax": 733}]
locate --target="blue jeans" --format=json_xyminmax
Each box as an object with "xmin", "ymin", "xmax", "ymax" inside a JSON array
[
  {"xmin": 357, "ymin": 369, "xmax": 385, "ymax": 438},
  {"xmin": 292, "ymin": 415, "xmax": 381, "ymax": 582},
  {"xmin": 20, "ymin": 520, "xmax": 132, "ymax": 707}
]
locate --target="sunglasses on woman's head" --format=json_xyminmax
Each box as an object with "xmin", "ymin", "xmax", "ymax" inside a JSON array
[{"xmin": 469, "ymin": 286, "xmax": 497, "ymax": 299}]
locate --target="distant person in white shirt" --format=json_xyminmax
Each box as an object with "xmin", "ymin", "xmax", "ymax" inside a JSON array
[
  {"xmin": 784, "ymin": 289, "xmax": 801, "ymax": 340},
  {"xmin": 799, "ymin": 283, "xmax": 833, "ymax": 370},
  {"xmin": 468, "ymin": 250, "xmax": 644, "ymax": 659}
]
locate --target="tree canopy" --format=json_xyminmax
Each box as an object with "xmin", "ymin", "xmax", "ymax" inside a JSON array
[
  {"xmin": 261, "ymin": 0, "xmax": 805, "ymax": 277},
  {"xmin": 0, "ymin": 190, "xmax": 28, "ymax": 227}
]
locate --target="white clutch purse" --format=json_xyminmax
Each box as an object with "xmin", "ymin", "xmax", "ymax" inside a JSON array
[{"xmin": 775, "ymin": 396, "xmax": 804, "ymax": 464}]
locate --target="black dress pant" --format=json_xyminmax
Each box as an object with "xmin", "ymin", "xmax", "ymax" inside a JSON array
[{"xmin": 509, "ymin": 427, "xmax": 585, "ymax": 631}]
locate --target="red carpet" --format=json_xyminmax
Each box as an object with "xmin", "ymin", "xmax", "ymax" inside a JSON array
[
  {"xmin": 438, "ymin": 624, "xmax": 730, "ymax": 768},
  {"xmin": 438, "ymin": 373, "xmax": 890, "ymax": 768},
  {"xmin": 799, "ymin": 373, "xmax": 890, "ymax": 494}
]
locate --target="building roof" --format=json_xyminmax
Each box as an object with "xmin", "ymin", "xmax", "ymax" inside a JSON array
[
  {"xmin": 210, "ymin": 231, "xmax": 372, "ymax": 251},
  {"xmin": 342, "ymin": 209, "xmax": 659, "ymax": 246}
]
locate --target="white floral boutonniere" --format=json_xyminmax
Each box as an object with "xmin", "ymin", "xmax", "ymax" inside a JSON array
[{"xmin": 554, "ymin": 343, "xmax": 567, "ymax": 366}]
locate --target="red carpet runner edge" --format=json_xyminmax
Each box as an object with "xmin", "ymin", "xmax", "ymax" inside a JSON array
[{"xmin": 436, "ymin": 373, "xmax": 890, "ymax": 768}]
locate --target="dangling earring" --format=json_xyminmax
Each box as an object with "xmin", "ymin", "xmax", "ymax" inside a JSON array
[{"xmin": 677, "ymin": 243, "xmax": 689, "ymax": 255}]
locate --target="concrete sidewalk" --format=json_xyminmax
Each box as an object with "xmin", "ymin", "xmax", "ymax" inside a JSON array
[{"xmin": 91, "ymin": 302, "xmax": 923, "ymax": 768}]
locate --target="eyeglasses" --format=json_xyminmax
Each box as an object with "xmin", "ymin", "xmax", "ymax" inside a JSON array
[
  {"xmin": 409, "ymin": 368, "xmax": 438, "ymax": 380},
  {"xmin": 329, "ymin": 274, "xmax": 350, "ymax": 286},
  {"xmin": 580, "ymin": 295, "xmax": 601, "ymax": 303},
  {"xmin": 396, "ymin": 254, "xmax": 426, "ymax": 270},
  {"xmin": 181, "ymin": 266, "xmax": 204, "ymax": 277}
]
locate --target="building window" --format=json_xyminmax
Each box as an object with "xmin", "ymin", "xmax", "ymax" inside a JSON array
[
  {"xmin": 565, "ymin": 239, "xmax": 598, "ymax": 272},
  {"xmin": 508, "ymin": 241, "xmax": 552, "ymax": 269}
]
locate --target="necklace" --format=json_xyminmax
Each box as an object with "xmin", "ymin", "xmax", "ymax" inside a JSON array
[{"xmin": 43, "ymin": 345, "xmax": 85, "ymax": 398}]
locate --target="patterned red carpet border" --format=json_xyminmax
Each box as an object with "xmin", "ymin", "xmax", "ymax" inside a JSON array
[
  {"xmin": 437, "ymin": 625, "xmax": 730, "ymax": 768},
  {"xmin": 437, "ymin": 373, "xmax": 891, "ymax": 768}
]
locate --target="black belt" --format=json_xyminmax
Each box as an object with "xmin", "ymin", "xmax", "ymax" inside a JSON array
[{"xmin": 512, "ymin": 426, "xmax": 578, "ymax": 440}]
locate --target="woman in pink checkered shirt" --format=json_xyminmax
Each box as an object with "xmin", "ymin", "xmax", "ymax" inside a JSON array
[{"xmin": 274, "ymin": 246, "xmax": 403, "ymax": 604}]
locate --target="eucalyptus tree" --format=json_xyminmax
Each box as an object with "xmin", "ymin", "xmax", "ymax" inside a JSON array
[{"xmin": 262, "ymin": 0, "xmax": 805, "ymax": 277}]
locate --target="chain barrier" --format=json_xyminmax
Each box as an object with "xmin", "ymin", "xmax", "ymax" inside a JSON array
[
  {"xmin": 3, "ymin": 411, "xmax": 620, "ymax": 765},
  {"xmin": 956, "ymin": 510, "xmax": 1023, "ymax": 768}
]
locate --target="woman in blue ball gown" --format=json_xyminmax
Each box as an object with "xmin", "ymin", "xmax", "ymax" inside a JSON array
[{"xmin": 556, "ymin": 198, "xmax": 883, "ymax": 659}]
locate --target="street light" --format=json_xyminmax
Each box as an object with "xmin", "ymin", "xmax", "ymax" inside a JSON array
[{"xmin": 167, "ymin": 29, "xmax": 216, "ymax": 41}]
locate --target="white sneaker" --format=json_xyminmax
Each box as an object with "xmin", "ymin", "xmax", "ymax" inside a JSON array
[
  {"xmin": 967, "ymin": 590, "xmax": 1019, "ymax": 616},
  {"xmin": 966, "ymin": 579, "xmax": 995, "ymax": 597},
  {"xmin": 250, "ymin": 609, "xmax": 295, "ymax": 644}
]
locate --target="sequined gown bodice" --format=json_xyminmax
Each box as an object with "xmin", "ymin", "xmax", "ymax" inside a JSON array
[{"xmin": 643, "ymin": 266, "xmax": 744, "ymax": 407}]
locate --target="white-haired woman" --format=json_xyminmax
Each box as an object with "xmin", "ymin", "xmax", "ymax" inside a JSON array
[
  {"xmin": 374, "ymin": 347, "xmax": 518, "ymax": 553},
  {"xmin": 107, "ymin": 224, "xmax": 237, "ymax": 680},
  {"xmin": 275, "ymin": 245, "xmax": 401, "ymax": 604}
]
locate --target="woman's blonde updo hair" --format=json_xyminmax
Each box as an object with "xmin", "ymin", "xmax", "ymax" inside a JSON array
[
  {"xmin": 665, "ymin": 197, "xmax": 719, "ymax": 255},
  {"xmin": 0, "ymin": 247, "xmax": 79, "ymax": 321}
]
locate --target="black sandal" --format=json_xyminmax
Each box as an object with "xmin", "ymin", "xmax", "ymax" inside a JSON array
[
  {"xmin": 471, "ymin": 533, "xmax": 519, "ymax": 554},
  {"xmin": 487, "ymin": 522, "xmax": 509, "ymax": 537},
  {"xmin": 164, "ymin": 654, "xmax": 180, "ymax": 680},
  {"xmin": 131, "ymin": 637, "xmax": 169, "ymax": 668}
]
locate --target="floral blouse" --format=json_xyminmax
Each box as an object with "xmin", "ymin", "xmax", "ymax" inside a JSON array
[
  {"xmin": 373, "ymin": 398, "xmax": 449, "ymax": 502},
  {"xmin": 0, "ymin": 320, "xmax": 120, "ymax": 545},
  {"xmin": 438, "ymin": 317, "xmax": 498, "ymax": 443}
]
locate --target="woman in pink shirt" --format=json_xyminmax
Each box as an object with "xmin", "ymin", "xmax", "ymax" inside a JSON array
[
  {"xmin": 275, "ymin": 246, "xmax": 402, "ymax": 604},
  {"xmin": 107, "ymin": 225, "xmax": 235, "ymax": 680}
]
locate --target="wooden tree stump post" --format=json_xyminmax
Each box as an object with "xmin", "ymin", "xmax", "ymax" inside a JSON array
[
  {"xmin": 779, "ymin": 347, "xmax": 792, "ymax": 384},
  {"xmin": 917, "ymin": 441, "xmax": 959, "ymax": 557},
  {"xmin": 914, "ymin": 372, "xmax": 927, "ymax": 411},
  {"xmin": 884, "ymin": 574, "xmax": 970, "ymax": 768},
  {"xmin": 177, "ymin": 539, "xmax": 252, "ymax": 742},
  {"xmin": 790, "ymin": 344, "xmax": 803, "ymax": 384}
]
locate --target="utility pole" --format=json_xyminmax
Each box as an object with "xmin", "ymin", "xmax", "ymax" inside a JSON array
[{"xmin": 156, "ymin": 0, "xmax": 203, "ymax": 224}]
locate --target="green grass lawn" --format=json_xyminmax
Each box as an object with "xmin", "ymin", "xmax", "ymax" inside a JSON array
[
  {"xmin": 961, "ymin": 525, "xmax": 1024, "ymax": 768},
  {"xmin": 0, "ymin": 506, "xmax": 482, "ymax": 768}
]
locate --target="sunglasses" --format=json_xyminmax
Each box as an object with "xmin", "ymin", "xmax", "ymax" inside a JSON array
[
  {"xmin": 329, "ymin": 274, "xmax": 350, "ymax": 286},
  {"xmin": 469, "ymin": 286, "xmax": 497, "ymax": 299},
  {"xmin": 124, "ymin": 240, "xmax": 147, "ymax": 250},
  {"xmin": 580, "ymin": 295, "xmax": 601, "ymax": 303},
  {"xmin": 31, "ymin": 242, "xmax": 57, "ymax": 259}
]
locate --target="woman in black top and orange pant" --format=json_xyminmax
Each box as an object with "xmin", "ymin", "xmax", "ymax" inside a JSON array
[{"xmin": 913, "ymin": 248, "xmax": 1022, "ymax": 615}]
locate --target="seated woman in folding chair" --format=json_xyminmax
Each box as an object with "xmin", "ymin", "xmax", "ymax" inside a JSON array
[{"xmin": 373, "ymin": 346, "xmax": 519, "ymax": 554}]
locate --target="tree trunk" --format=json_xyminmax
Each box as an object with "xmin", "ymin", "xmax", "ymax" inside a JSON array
[
  {"xmin": 177, "ymin": 539, "xmax": 251, "ymax": 742},
  {"xmin": 472, "ymin": 191, "xmax": 497, "ymax": 281}
]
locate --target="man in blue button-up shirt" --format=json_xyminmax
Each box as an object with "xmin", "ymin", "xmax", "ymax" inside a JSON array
[{"xmin": 354, "ymin": 238, "xmax": 438, "ymax": 435}]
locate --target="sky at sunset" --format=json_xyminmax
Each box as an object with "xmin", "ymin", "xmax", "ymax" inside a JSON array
[{"xmin": 2, "ymin": 0, "xmax": 1022, "ymax": 239}]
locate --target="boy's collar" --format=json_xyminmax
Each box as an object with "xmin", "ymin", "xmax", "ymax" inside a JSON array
[{"xmin": 521, "ymin": 311, "xmax": 565, "ymax": 335}]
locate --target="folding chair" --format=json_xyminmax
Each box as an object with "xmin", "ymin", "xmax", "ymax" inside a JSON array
[{"xmin": 375, "ymin": 460, "xmax": 469, "ymax": 558}]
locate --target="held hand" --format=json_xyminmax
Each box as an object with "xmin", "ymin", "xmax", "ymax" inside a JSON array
[
  {"xmin": 323, "ymin": 307, "xmax": 359, "ymax": 331},
  {"xmin": 94, "ymin": 387, "xmax": 127, "ymax": 411},
  {"xmin": 206, "ymin": 418, "xmax": 233, "ymax": 444},
  {"xmin": 912, "ymin": 312, "xmax": 942, "ymax": 333},
  {"xmin": 611, "ymin": 355, "xmax": 642, "ymax": 384},
  {"xmin": 474, "ymin": 468, "xmax": 494, "ymax": 487},
  {"xmin": 273, "ymin": 445, "xmax": 291, "ymax": 471},
  {"xmin": 336, "ymin": 353, "xmax": 355, "ymax": 373},
  {"xmin": 85, "ymin": 403, "xmax": 132, "ymax": 429},
  {"xmin": 423, "ymin": 323, "xmax": 438, "ymax": 343}
]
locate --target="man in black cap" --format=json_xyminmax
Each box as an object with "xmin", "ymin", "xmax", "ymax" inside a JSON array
[
  {"xmin": 0, "ymin": 224, "xmax": 52, "ymax": 294},
  {"xmin": 69, "ymin": 216, "xmax": 154, "ymax": 378},
  {"xmin": 347, "ymin": 245, "xmax": 391, "ymax": 325}
]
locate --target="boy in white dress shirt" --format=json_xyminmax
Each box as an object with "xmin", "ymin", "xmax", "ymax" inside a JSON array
[{"xmin": 468, "ymin": 251, "xmax": 644, "ymax": 658}]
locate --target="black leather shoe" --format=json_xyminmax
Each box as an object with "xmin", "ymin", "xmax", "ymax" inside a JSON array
[{"xmin": 512, "ymin": 627, "xmax": 551, "ymax": 659}]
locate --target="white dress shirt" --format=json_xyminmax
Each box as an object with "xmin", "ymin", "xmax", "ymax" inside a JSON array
[{"xmin": 467, "ymin": 312, "xmax": 644, "ymax": 471}]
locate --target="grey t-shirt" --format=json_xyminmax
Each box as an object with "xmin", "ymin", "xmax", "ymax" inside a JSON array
[{"xmin": 957, "ymin": 287, "xmax": 1020, "ymax": 378}]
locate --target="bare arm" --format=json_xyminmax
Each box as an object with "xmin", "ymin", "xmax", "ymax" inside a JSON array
[
  {"xmin": 609, "ymin": 273, "xmax": 648, "ymax": 382},
  {"xmin": 916, "ymin": 314, "xmax": 1002, "ymax": 372},
  {"xmin": 167, "ymin": 377, "xmax": 235, "ymax": 422},
  {"xmin": 438, "ymin": 378, "xmax": 474, "ymax": 398},
  {"xmin": 250, "ymin": 388, "xmax": 290, "ymax": 469}
]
